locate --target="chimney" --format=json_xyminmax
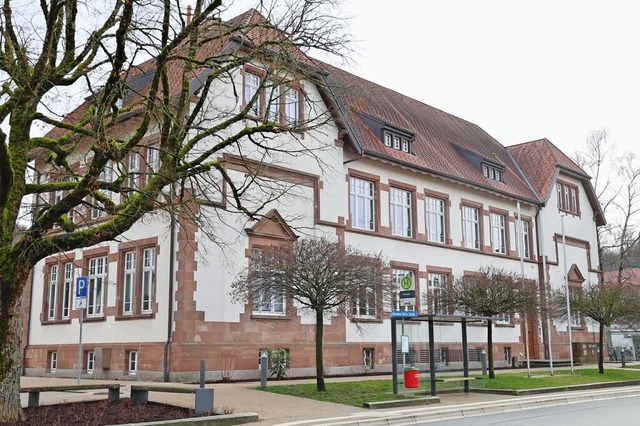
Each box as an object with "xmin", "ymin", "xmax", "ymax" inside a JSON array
[{"xmin": 186, "ymin": 4, "xmax": 192, "ymax": 25}]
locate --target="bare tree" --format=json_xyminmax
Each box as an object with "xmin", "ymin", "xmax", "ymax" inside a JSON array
[
  {"xmin": 553, "ymin": 281, "xmax": 640, "ymax": 374},
  {"xmin": 231, "ymin": 237, "xmax": 392, "ymax": 392},
  {"xmin": 0, "ymin": 0, "xmax": 350, "ymax": 421},
  {"xmin": 439, "ymin": 266, "xmax": 538, "ymax": 379}
]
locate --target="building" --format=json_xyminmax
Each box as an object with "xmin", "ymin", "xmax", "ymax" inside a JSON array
[{"xmin": 22, "ymin": 9, "xmax": 604, "ymax": 381}]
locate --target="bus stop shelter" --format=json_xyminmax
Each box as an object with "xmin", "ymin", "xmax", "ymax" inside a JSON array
[{"xmin": 391, "ymin": 313, "xmax": 492, "ymax": 396}]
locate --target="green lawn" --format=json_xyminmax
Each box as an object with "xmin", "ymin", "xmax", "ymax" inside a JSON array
[{"xmin": 258, "ymin": 368, "xmax": 640, "ymax": 407}]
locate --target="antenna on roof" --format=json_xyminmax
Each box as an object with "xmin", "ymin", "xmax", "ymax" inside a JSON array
[{"xmin": 186, "ymin": 4, "xmax": 192, "ymax": 25}]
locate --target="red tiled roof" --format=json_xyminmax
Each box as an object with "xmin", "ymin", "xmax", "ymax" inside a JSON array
[
  {"xmin": 507, "ymin": 138, "xmax": 588, "ymax": 200},
  {"xmin": 321, "ymin": 64, "xmax": 541, "ymax": 203}
]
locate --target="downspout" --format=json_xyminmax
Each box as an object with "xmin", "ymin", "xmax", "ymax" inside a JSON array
[
  {"xmin": 22, "ymin": 267, "xmax": 35, "ymax": 376},
  {"xmin": 163, "ymin": 185, "xmax": 177, "ymax": 382}
]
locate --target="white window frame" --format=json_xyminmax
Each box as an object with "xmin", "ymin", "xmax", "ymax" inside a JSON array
[
  {"xmin": 146, "ymin": 147, "xmax": 159, "ymax": 179},
  {"xmin": 48, "ymin": 265, "xmax": 58, "ymax": 320},
  {"xmin": 363, "ymin": 348, "xmax": 374, "ymax": 369},
  {"xmin": 123, "ymin": 251, "xmax": 136, "ymax": 315},
  {"xmin": 349, "ymin": 177, "xmax": 375, "ymax": 231},
  {"xmin": 427, "ymin": 273, "xmax": 447, "ymax": 315},
  {"xmin": 87, "ymin": 257, "xmax": 106, "ymax": 318},
  {"xmin": 516, "ymin": 218, "xmax": 530, "ymax": 259},
  {"xmin": 141, "ymin": 248, "xmax": 155, "ymax": 314},
  {"xmin": 50, "ymin": 351, "xmax": 57, "ymax": 372},
  {"xmin": 495, "ymin": 312, "xmax": 511, "ymax": 324},
  {"xmin": 384, "ymin": 133, "xmax": 392, "ymax": 147},
  {"xmin": 353, "ymin": 285, "xmax": 377, "ymax": 318},
  {"xmin": 390, "ymin": 187, "xmax": 412, "ymax": 237},
  {"xmin": 87, "ymin": 351, "xmax": 95, "ymax": 374},
  {"xmin": 251, "ymin": 249, "xmax": 286, "ymax": 316},
  {"xmin": 266, "ymin": 82, "xmax": 280, "ymax": 122},
  {"xmin": 426, "ymin": 196, "xmax": 445, "ymax": 243},
  {"xmin": 284, "ymin": 87, "xmax": 299, "ymax": 125},
  {"xmin": 62, "ymin": 262, "xmax": 73, "ymax": 319},
  {"xmin": 462, "ymin": 206, "xmax": 480, "ymax": 249},
  {"xmin": 244, "ymin": 71, "xmax": 261, "ymax": 116},
  {"xmin": 128, "ymin": 351, "xmax": 138, "ymax": 375},
  {"xmin": 490, "ymin": 212, "xmax": 506, "ymax": 254},
  {"xmin": 393, "ymin": 136, "xmax": 400, "ymax": 150},
  {"xmin": 128, "ymin": 152, "xmax": 140, "ymax": 189}
]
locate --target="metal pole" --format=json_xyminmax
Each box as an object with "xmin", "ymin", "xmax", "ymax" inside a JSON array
[
  {"xmin": 517, "ymin": 203, "xmax": 531, "ymax": 378},
  {"xmin": 77, "ymin": 307, "xmax": 84, "ymax": 385},
  {"xmin": 561, "ymin": 215, "xmax": 575, "ymax": 374},
  {"xmin": 538, "ymin": 212, "xmax": 554, "ymax": 375}
]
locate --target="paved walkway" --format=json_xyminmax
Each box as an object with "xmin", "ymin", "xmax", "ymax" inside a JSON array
[{"xmin": 19, "ymin": 363, "xmax": 640, "ymax": 425}]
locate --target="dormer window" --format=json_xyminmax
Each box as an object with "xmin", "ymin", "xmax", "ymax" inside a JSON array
[
  {"xmin": 482, "ymin": 163, "xmax": 503, "ymax": 182},
  {"xmin": 383, "ymin": 129, "xmax": 413, "ymax": 154}
]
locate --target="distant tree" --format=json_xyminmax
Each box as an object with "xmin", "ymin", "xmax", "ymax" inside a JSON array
[
  {"xmin": 553, "ymin": 281, "xmax": 640, "ymax": 374},
  {"xmin": 573, "ymin": 129, "xmax": 640, "ymax": 276},
  {"xmin": 231, "ymin": 237, "xmax": 391, "ymax": 392},
  {"xmin": 440, "ymin": 266, "xmax": 538, "ymax": 379}
]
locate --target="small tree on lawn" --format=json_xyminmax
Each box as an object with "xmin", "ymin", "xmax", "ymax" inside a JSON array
[
  {"xmin": 231, "ymin": 237, "xmax": 391, "ymax": 392},
  {"xmin": 553, "ymin": 281, "xmax": 640, "ymax": 374},
  {"xmin": 440, "ymin": 266, "xmax": 538, "ymax": 379}
]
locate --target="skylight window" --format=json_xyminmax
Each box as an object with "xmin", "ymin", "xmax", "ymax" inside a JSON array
[
  {"xmin": 482, "ymin": 163, "xmax": 503, "ymax": 182},
  {"xmin": 383, "ymin": 130, "xmax": 412, "ymax": 154}
]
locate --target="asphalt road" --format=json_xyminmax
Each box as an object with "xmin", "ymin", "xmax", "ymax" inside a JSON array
[{"xmin": 417, "ymin": 395, "xmax": 640, "ymax": 425}]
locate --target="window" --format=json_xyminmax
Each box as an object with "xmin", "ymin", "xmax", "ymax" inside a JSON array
[
  {"xmin": 353, "ymin": 284, "xmax": 377, "ymax": 318},
  {"xmin": 49, "ymin": 351, "xmax": 57, "ymax": 373},
  {"xmin": 516, "ymin": 218, "xmax": 530, "ymax": 258},
  {"xmin": 87, "ymin": 351, "xmax": 95, "ymax": 373},
  {"xmin": 47, "ymin": 265, "xmax": 58, "ymax": 320},
  {"xmin": 495, "ymin": 312, "xmax": 510, "ymax": 324},
  {"xmin": 427, "ymin": 273, "xmax": 447, "ymax": 315},
  {"xmin": 127, "ymin": 351, "xmax": 138, "ymax": 375},
  {"xmin": 490, "ymin": 212, "xmax": 506, "ymax": 254},
  {"xmin": 127, "ymin": 152, "xmax": 140, "ymax": 189},
  {"xmin": 390, "ymin": 188, "xmax": 412, "ymax": 237},
  {"xmin": 45, "ymin": 261, "xmax": 74, "ymax": 322},
  {"xmin": 284, "ymin": 87, "xmax": 299, "ymax": 125},
  {"xmin": 363, "ymin": 348, "xmax": 374, "ymax": 370},
  {"xmin": 251, "ymin": 249, "xmax": 285, "ymax": 315},
  {"xmin": 123, "ymin": 251, "xmax": 136, "ymax": 315},
  {"xmin": 244, "ymin": 71, "xmax": 261, "ymax": 116},
  {"xmin": 482, "ymin": 163, "xmax": 503, "ymax": 182},
  {"xmin": 426, "ymin": 197, "xmax": 446, "ymax": 243},
  {"xmin": 556, "ymin": 181, "xmax": 579, "ymax": 213},
  {"xmin": 569, "ymin": 289, "xmax": 581, "ymax": 327},
  {"xmin": 146, "ymin": 147, "xmax": 159, "ymax": 180},
  {"xmin": 266, "ymin": 82, "xmax": 280, "ymax": 122},
  {"xmin": 87, "ymin": 257, "xmax": 107, "ymax": 318},
  {"xmin": 462, "ymin": 206, "xmax": 480, "ymax": 249},
  {"xmin": 52, "ymin": 190, "xmax": 63, "ymax": 228},
  {"xmin": 119, "ymin": 245, "xmax": 156, "ymax": 317},
  {"xmin": 349, "ymin": 177, "xmax": 375, "ymax": 231},
  {"xmin": 392, "ymin": 269, "xmax": 415, "ymax": 311},
  {"xmin": 92, "ymin": 163, "xmax": 113, "ymax": 219},
  {"xmin": 62, "ymin": 263, "xmax": 73, "ymax": 319},
  {"xmin": 503, "ymin": 347, "xmax": 511, "ymax": 363},
  {"xmin": 382, "ymin": 130, "xmax": 413, "ymax": 154}
]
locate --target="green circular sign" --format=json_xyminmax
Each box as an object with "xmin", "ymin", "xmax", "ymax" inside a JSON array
[{"xmin": 400, "ymin": 276, "xmax": 412, "ymax": 290}]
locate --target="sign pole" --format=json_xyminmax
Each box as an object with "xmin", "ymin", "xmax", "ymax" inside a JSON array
[{"xmin": 77, "ymin": 307, "xmax": 84, "ymax": 385}]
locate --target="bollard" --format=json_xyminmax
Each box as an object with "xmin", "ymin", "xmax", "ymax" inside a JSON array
[
  {"xmin": 481, "ymin": 351, "xmax": 487, "ymax": 376},
  {"xmin": 260, "ymin": 353, "xmax": 268, "ymax": 387},
  {"xmin": 195, "ymin": 360, "xmax": 214, "ymax": 414},
  {"xmin": 622, "ymin": 351, "xmax": 627, "ymax": 368}
]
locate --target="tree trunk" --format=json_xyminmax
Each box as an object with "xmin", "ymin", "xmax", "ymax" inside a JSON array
[
  {"xmin": 487, "ymin": 319, "xmax": 495, "ymax": 379},
  {"xmin": 0, "ymin": 277, "xmax": 26, "ymax": 422},
  {"xmin": 315, "ymin": 308, "xmax": 326, "ymax": 392},
  {"xmin": 598, "ymin": 323, "xmax": 605, "ymax": 374}
]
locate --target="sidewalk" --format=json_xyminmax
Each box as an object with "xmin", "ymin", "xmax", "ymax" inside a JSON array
[{"xmin": 19, "ymin": 363, "xmax": 640, "ymax": 425}]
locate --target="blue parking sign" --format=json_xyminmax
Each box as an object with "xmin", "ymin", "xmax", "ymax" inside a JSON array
[{"xmin": 76, "ymin": 276, "xmax": 88, "ymax": 298}]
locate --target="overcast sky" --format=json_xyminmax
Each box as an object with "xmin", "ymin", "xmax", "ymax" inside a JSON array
[{"xmin": 337, "ymin": 0, "xmax": 639, "ymax": 158}]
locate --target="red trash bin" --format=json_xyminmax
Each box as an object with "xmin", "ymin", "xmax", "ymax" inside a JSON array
[{"xmin": 404, "ymin": 369, "xmax": 420, "ymax": 388}]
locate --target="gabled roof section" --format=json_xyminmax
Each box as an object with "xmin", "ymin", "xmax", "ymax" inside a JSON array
[
  {"xmin": 245, "ymin": 209, "xmax": 298, "ymax": 241},
  {"xmin": 319, "ymin": 64, "xmax": 541, "ymax": 204},
  {"xmin": 604, "ymin": 268, "xmax": 640, "ymax": 285},
  {"xmin": 507, "ymin": 138, "xmax": 605, "ymax": 226}
]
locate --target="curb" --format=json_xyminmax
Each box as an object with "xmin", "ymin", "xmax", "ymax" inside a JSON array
[
  {"xmin": 276, "ymin": 386, "xmax": 640, "ymax": 426},
  {"xmin": 363, "ymin": 396, "xmax": 439, "ymax": 409},
  {"xmin": 119, "ymin": 412, "xmax": 259, "ymax": 426}
]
